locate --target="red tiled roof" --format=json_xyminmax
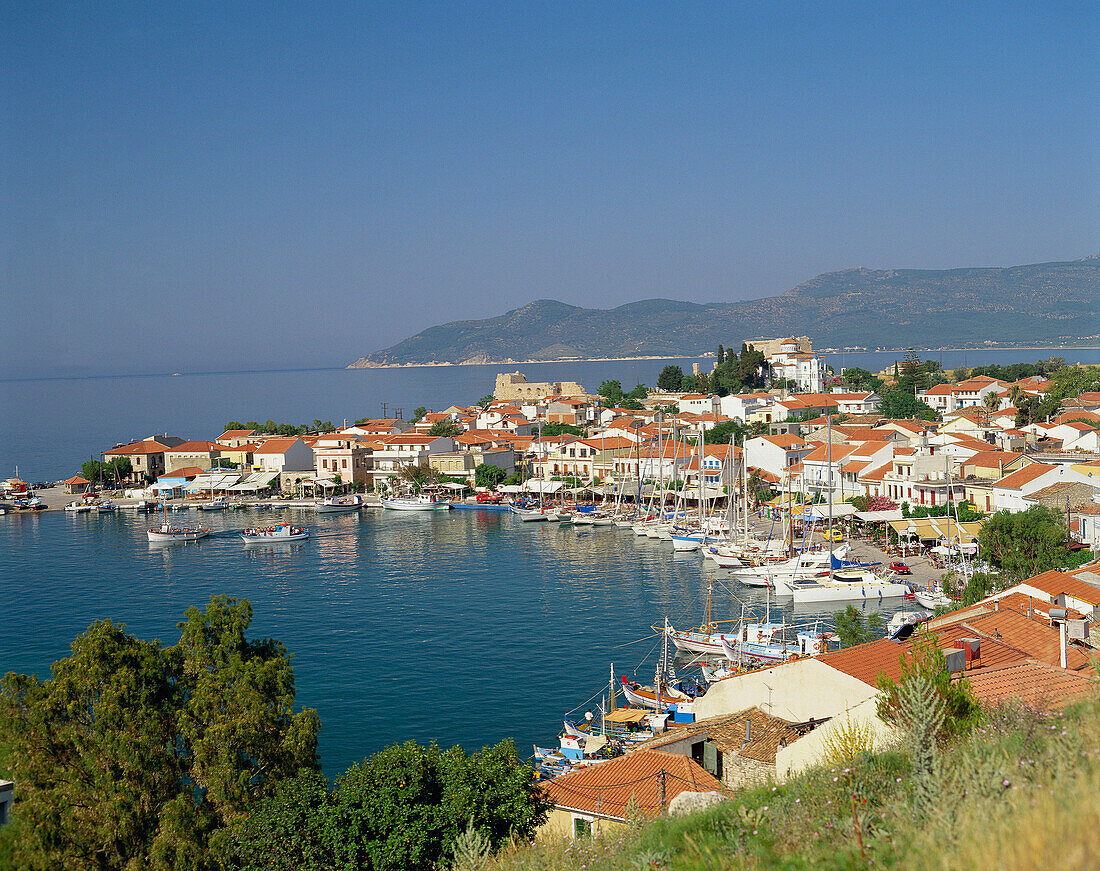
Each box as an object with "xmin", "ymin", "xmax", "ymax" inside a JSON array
[
  {"xmin": 253, "ymin": 437, "xmax": 304, "ymax": 453},
  {"xmin": 964, "ymin": 661, "xmax": 1097, "ymax": 709},
  {"xmin": 63, "ymin": 475, "xmax": 90, "ymax": 485},
  {"xmin": 105, "ymin": 440, "xmax": 171, "ymax": 455},
  {"xmin": 1019, "ymin": 569, "xmax": 1100, "ymax": 607},
  {"xmin": 218, "ymin": 429, "xmax": 256, "ymax": 439},
  {"xmin": 165, "ymin": 440, "xmax": 221, "ymax": 452},
  {"xmin": 541, "ymin": 749, "xmax": 724, "ymax": 820},
  {"xmin": 995, "ymin": 463, "xmax": 1055, "ymax": 490}
]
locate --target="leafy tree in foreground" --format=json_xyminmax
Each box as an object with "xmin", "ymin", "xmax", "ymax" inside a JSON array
[
  {"xmin": 0, "ymin": 596, "xmax": 319, "ymax": 871},
  {"xmin": 410, "ymin": 406, "xmax": 427, "ymax": 423},
  {"xmin": 878, "ymin": 384, "xmax": 939, "ymax": 421},
  {"xmin": 876, "ymin": 631, "xmax": 981, "ymax": 744},
  {"xmin": 229, "ymin": 739, "xmax": 547, "ymax": 871},
  {"xmin": 398, "ymin": 462, "xmax": 439, "ymax": 491}
]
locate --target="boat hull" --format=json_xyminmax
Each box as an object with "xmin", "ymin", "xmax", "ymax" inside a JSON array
[{"xmin": 380, "ymin": 498, "xmax": 449, "ymax": 511}]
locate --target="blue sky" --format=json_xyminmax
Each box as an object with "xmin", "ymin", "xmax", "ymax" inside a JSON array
[{"xmin": 3, "ymin": 2, "xmax": 1097, "ymax": 378}]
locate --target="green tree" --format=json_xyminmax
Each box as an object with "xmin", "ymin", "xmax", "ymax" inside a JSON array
[
  {"xmin": 474, "ymin": 464, "xmax": 506, "ymax": 490},
  {"xmin": 876, "ymin": 630, "xmax": 981, "ymax": 744},
  {"xmin": 656, "ymin": 365, "xmax": 683, "ymax": 392},
  {"xmin": 598, "ymin": 379, "xmax": 624, "ymax": 406},
  {"xmin": 841, "ymin": 367, "xmax": 881, "ymax": 391},
  {"xmin": 0, "ymin": 596, "xmax": 319, "ymax": 871},
  {"xmin": 398, "ymin": 462, "xmax": 439, "ymax": 491},
  {"xmin": 477, "ymin": 394, "xmax": 495, "ymax": 408},
  {"xmin": 231, "ymin": 740, "xmax": 546, "ymax": 871},
  {"xmin": 427, "ymin": 419, "xmax": 462, "ymax": 438},
  {"xmin": 81, "ymin": 458, "xmax": 107, "ymax": 483},
  {"xmin": 833, "ymin": 605, "xmax": 884, "ymax": 648},
  {"xmin": 703, "ymin": 419, "xmax": 750, "ymax": 445},
  {"xmin": 224, "ymin": 420, "xmax": 246, "ymax": 431},
  {"xmin": 540, "ymin": 422, "xmax": 583, "ymax": 437},
  {"xmin": 978, "ymin": 505, "xmax": 1072, "ymax": 581},
  {"xmin": 878, "ymin": 384, "xmax": 939, "ymax": 420},
  {"xmin": 625, "ymin": 383, "xmax": 647, "ymax": 401},
  {"xmin": 411, "ymin": 406, "xmax": 428, "ymax": 423}
]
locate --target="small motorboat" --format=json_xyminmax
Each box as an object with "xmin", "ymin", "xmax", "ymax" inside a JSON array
[
  {"xmin": 65, "ymin": 501, "xmax": 91, "ymax": 513},
  {"xmin": 241, "ymin": 524, "xmax": 309, "ymax": 543},
  {"xmin": 316, "ymin": 494, "xmax": 365, "ymax": 513},
  {"xmin": 380, "ymin": 494, "xmax": 449, "ymax": 511},
  {"xmin": 148, "ymin": 521, "xmax": 210, "ymax": 542}
]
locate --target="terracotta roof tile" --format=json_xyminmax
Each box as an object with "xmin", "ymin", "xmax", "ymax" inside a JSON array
[
  {"xmin": 541, "ymin": 749, "xmax": 725, "ymax": 820},
  {"xmin": 995, "ymin": 463, "xmax": 1055, "ymax": 490},
  {"xmin": 639, "ymin": 707, "xmax": 806, "ymax": 764},
  {"xmin": 964, "ymin": 661, "xmax": 1098, "ymax": 709}
]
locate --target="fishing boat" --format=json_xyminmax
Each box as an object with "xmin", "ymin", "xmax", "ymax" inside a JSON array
[
  {"xmin": 148, "ymin": 519, "xmax": 210, "ymax": 542},
  {"xmin": 720, "ymin": 622, "xmax": 836, "ymax": 664},
  {"xmin": 380, "ymin": 494, "xmax": 449, "ymax": 511},
  {"xmin": 65, "ymin": 501, "xmax": 91, "ymax": 513},
  {"xmin": 315, "ymin": 494, "xmax": 365, "ymax": 513},
  {"xmin": 241, "ymin": 523, "xmax": 309, "ymax": 543}
]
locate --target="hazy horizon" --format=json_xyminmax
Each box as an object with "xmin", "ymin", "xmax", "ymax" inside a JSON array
[{"xmin": 5, "ymin": 2, "xmax": 1098, "ymax": 379}]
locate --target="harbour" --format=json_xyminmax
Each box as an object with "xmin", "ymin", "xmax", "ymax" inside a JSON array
[{"xmin": 0, "ymin": 501, "xmax": 915, "ymax": 778}]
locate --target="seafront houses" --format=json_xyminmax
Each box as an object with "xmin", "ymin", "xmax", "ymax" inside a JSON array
[
  {"xmin": 546, "ymin": 398, "xmax": 592, "ymax": 427},
  {"xmin": 311, "ymin": 434, "xmax": 373, "ymax": 488},
  {"xmin": 801, "ymin": 441, "xmax": 894, "ymax": 502},
  {"xmin": 103, "ymin": 436, "xmax": 185, "ymax": 483},
  {"xmin": 251, "ymin": 437, "xmax": 315, "ymax": 476},
  {"xmin": 744, "ymin": 434, "xmax": 813, "ymax": 480},
  {"xmin": 341, "ymin": 418, "xmax": 412, "ymax": 437},
  {"xmin": 163, "ymin": 441, "xmax": 228, "ymax": 474},
  {"xmin": 991, "ymin": 462, "xmax": 1098, "ymax": 513},
  {"xmin": 367, "ymin": 433, "xmax": 457, "ymax": 488},
  {"xmin": 875, "ymin": 450, "xmax": 966, "ymax": 507},
  {"xmin": 216, "ymin": 428, "xmax": 257, "ymax": 448}
]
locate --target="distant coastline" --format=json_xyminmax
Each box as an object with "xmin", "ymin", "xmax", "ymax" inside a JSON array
[{"xmin": 348, "ymin": 342, "xmax": 1100, "ymax": 370}]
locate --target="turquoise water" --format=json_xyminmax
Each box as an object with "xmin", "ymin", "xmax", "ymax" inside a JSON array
[{"xmin": 0, "ymin": 507, "xmax": 904, "ymax": 776}]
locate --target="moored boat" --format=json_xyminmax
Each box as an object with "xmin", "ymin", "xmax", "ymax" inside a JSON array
[
  {"xmin": 241, "ymin": 523, "xmax": 309, "ymax": 542},
  {"xmin": 148, "ymin": 521, "xmax": 210, "ymax": 542},
  {"xmin": 316, "ymin": 494, "xmax": 365, "ymax": 513},
  {"xmin": 380, "ymin": 494, "xmax": 449, "ymax": 511}
]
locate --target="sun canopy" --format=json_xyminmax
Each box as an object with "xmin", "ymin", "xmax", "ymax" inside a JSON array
[
  {"xmin": 184, "ymin": 473, "xmax": 241, "ymax": 492},
  {"xmin": 439, "ymin": 482, "xmax": 467, "ymax": 490},
  {"xmin": 228, "ymin": 471, "xmax": 280, "ymax": 491},
  {"xmin": 888, "ymin": 517, "xmax": 984, "ymax": 543},
  {"xmin": 523, "ymin": 480, "xmax": 564, "ymax": 493},
  {"xmin": 605, "ymin": 708, "xmax": 648, "ymax": 723},
  {"xmin": 855, "ymin": 510, "xmax": 904, "ymax": 522}
]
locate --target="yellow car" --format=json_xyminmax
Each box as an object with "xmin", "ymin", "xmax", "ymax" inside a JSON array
[{"xmin": 822, "ymin": 529, "xmax": 845, "ymax": 542}]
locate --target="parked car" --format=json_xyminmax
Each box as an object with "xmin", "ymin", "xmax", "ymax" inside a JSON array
[
  {"xmin": 822, "ymin": 529, "xmax": 845, "ymax": 542},
  {"xmin": 889, "ymin": 561, "xmax": 912, "ymax": 575},
  {"xmin": 476, "ymin": 491, "xmax": 502, "ymax": 503}
]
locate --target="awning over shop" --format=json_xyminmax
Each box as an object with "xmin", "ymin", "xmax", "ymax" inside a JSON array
[
  {"xmin": 184, "ymin": 473, "xmax": 241, "ymax": 492},
  {"xmin": 888, "ymin": 517, "xmax": 984, "ymax": 543},
  {"xmin": 523, "ymin": 480, "xmax": 564, "ymax": 494},
  {"xmin": 440, "ymin": 482, "xmax": 467, "ymax": 490},
  {"xmin": 228, "ymin": 472, "xmax": 280, "ymax": 491}
]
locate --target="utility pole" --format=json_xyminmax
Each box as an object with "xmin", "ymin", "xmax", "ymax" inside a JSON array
[
  {"xmin": 657, "ymin": 769, "xmax": 667, "ymax": 812},
  {"xmin": 395, "ymin": 407, "xmax": 404, "ymax": 420},
  {"xmin": 381, "ymin": 402, "xmax": 388, "ymax": 419}
]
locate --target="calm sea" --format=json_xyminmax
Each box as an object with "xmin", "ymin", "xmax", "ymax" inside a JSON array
[
  {"xmin": 0, "ymin": 506, "xmax": 888, "ymax": 776},
  {"xmin": 1, "ymin": 347, "xmax": 1097, "ymax": 775}
]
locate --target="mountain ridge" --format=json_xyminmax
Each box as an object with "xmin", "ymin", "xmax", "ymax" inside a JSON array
[{"xmin": 348, "ymin": 257, "xmax": 1100, "ymax": 367}]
